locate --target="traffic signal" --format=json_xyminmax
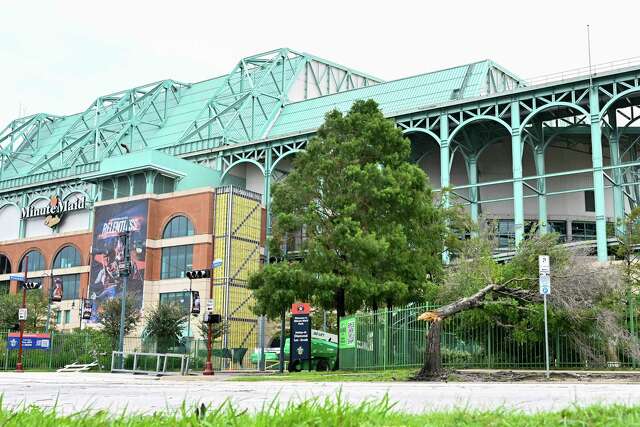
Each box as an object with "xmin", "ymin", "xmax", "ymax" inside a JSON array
[
  {"xmin": 190, "ymin": 291, "xmax": 201, "ymax": 315},
  {"xmin": 23, "ymin": 281, "xmax": 41, "ymax": 290},
  {"xmin": 186, "ymin": 269, "xmax": 211, "ymax": 279},
  {"xmin": 204, "ymin": 313, "xmax": 222, "ymax": 324}
]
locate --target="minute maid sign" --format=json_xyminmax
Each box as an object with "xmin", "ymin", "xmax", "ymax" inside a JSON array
[{"xmin": 21, "ymin": 195, "xmax": 87, "ymax": 229}]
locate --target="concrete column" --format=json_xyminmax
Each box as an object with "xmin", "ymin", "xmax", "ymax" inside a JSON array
[
  {"xmin": 589, "ymin": 87, "xmax": 608, "ymax": 262},
  {"xmin": 440, "ymin": 115, "xmax": 450, "ymax": 264},
  {"xmin": 511, "ymin": 102, "xmax": 524, "ymax": 245},
  {"xmin": 608, "ymin": 112, "xmax": 625, "ymax": 236},
  {"xmin": 534, "ymin": 145, "xmax": 547, "ymax": 234}
]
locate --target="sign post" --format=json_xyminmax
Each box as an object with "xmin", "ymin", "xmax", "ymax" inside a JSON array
[
  {"xmin": 290, "ymin": 303, "xmax": 311, "ymax": 372},
  {"xmin": 539, "ymin": 255, "xmax": 551, "ymax": 379}
]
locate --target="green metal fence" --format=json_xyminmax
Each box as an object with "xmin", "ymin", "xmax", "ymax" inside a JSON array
[
  {"xmin": 339, "ymin": 303, "xmax": 640, "ymax": 371},
  {"xmin": 0, "ymin": 330, "xmax": 259, "ymax": 372}
]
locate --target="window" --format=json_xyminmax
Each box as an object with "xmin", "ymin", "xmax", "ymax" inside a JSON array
[
  {"xmin": 585, "ymin": 190, "xmax": 595, "ymax": 212},
  {"xmin": 161, "ymin": 245, "xmax": 193, "ymax": 279},
  {"xmin": 132, "ymin": 173, "xmax": 146, "ymax": 195},
  {"xmin": 571, "ymin": 221, "xmax": 596, "ymax": 241},
  {"xmin": 54, "ymin": 274, "xmax": 80, "ymax": 300},
  {"xmin": 549, "ymin": 221, "xmax": 567, "ymax": 242},
  {"xmin": 117, "ymin": 176, "xmax": 130, "ymax": 198},
  {"xmin": 55, "ymin": 310, "xmax": 62, "ymax": 325},
  {"xmin": 159, "ymin": 291, "xmax": 191, "ymax": 315},
  {"xmin": 53, "ymin": 246, "xmax": 81, "ymax": 269},
  {"xmin": 102, "ymin": 179, "xmax": 114, "ymax": 200},
  {"xmin": 496, "ymin": 219, "xmax": 515, "ymax": 249},
  {"xmin": 0, "ymin": 254, "xmax": 11, "ymax": 274},
  {"xmin": 154, "ymin": 174, "xmax": 174, "ymax": 194},
  {"xmin": 63, "ymin": 310, "xmax": 71, "ymax": 324},
  {"xmin": 19, "ymin": 250, "xmax": 45, "ymax": 272},
  {"xmin": 0, "ymin": 281, "xmax": 8, "ymax": 295},
  {"xmin": 163, "ymin": 216, "xmax": 195, "ymax": 239}
]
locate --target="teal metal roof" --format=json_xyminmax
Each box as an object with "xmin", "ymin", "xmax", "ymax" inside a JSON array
[
  {"xmin": 0, "ymin": 49, "xmax": 522, "ymax": 191},
  {"xmin": 267, "ymin": 60, "xmax": 499, "ymax": 138}
]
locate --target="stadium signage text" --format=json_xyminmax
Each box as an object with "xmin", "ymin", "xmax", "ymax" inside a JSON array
[{"xmin": 20, "ymin": 195, "xmax": 87, "ymax": 228}]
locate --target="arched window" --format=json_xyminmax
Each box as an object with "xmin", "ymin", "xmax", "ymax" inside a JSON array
[
  {"xmin": 53, "ymin": 246, "xmax": 82, "ymax": 269},
  {"xmin": 0, "ymin": 254, "xmax": 11, "ymax": 274},
  {"xmin": 163, "ymin": 216, "xmax": 195, "ymax": 239},
  {"xmin": 19, "ymin": 250, "xmax": 45, "ymax": 272},
  {"xmin": 161, "ymin": 216, "xmax": 194, "ymax": 280}
]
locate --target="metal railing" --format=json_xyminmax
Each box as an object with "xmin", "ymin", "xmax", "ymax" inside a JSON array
[
  {"xmin": 111, "ymin": 351, "xmax": 190, "ymax": 376},
  {"xmin": 340, "ymin": 301, "xmax": 640, "ymax": 371},
  {"xmin": 524, "ymin": 56, "xmax": 640, "ymax": 87}
]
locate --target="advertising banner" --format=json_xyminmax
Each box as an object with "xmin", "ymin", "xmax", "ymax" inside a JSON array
[
  {"xmin": 88, "ymin": 200, "xmax": 148, "ymax": 323},
  {"xmin": 339, "ymin": 316, "xmax": 356, "ymax": 349},
  {"xmin": 7, "ymin": 333, "xmax": 51, "ymax": 350}
]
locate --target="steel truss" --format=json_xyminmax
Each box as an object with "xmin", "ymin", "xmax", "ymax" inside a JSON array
[{"xmin": 197, "ymin": 66, "xmax": 640, "ymax": 263}]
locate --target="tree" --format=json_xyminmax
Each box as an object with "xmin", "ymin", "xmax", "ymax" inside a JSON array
[
  {"xmin": 0, "ymin": 291, "xmax": 49, "ymax": 331},
  {"xmin": 417, "ymin": 232, "xmax": 637, "ymax": 378},
  {"xmin": 249, "ymin": 99, "xmax": 447, "ymax": 322},
  {"xmin": 97, "ymin": 296, "xmax": 141, "ymax": 344},
  {"xmin": 143, "ymin": 303, "xmax": 187, "ymax": 353}
]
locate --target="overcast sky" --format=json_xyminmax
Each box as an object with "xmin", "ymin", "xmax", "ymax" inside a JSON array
[{"xmin": 2, "ymin": 1, "xmax": 640, "ymax": 127}]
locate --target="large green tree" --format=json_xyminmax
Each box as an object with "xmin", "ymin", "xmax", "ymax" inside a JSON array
[
  {"xmin": 249, "ymin": 99, "xmax": 447, "ymax": 321},
  {"xmin": 0, "ymin": 291, "xmax": 49, "ymax": 331},
  {"xmin": 143, "ymin": 303, "xmax": 186, "ymax": 352},
  {"xmin": 97, "ymin": 296, "xmax": 141, "ymax": 344}
]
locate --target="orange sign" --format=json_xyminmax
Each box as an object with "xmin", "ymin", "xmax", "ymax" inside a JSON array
[{"xmin": 291, "ymin": 302, "xmax": 311, "ymax": 315}]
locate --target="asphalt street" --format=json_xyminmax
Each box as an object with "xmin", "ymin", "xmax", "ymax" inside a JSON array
[{"xmin": 1, "ymin": 372, "xmax": 640, "ymax": 415}]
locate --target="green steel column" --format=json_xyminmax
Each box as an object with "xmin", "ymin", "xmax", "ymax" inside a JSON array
[
  {"xmin": 534, "ymin": 145, "xmax": 548, "ymax": 234},
  {"xmin": 440, "ymin": 115, "xmax": 450, "ymax": 264},
  {"xmin": 263, "ymin": 147, "xmax": 273, "ymax": 263},
  {"xmin": 466, "ymin": 154, "xmax": 479, "ymax": 224},
  {"xmin": 19, "ymin": 194, "xmax": 27, "ymax": 238},
  {"xmin": 511, "ymin": 102, "xmax": 524, "ymax": 245},
  {"xmin": 608, "ymin": 112, "xmax": 625, "ymax": 236},
  {"xmin": 589, "ymin": 87, "xmax": 608, "ymax": 262}
]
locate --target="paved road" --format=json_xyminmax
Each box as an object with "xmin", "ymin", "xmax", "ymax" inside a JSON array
[{"xmin": 2, "ymin": 372, "xmax": 640, "ymax": 415}]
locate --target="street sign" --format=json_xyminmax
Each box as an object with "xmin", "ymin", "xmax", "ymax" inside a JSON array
[
  {"xmin": 7, "ymin": 333, "xmax": 51, "ymax": 351},
  {"xmin": 211, "ymin": 258, "xmax": 223, "ymax": 269},
  {"xmin": 290, "ymin": 311, "xmax": 311, "ymax": 371},
  {"xmin": 18, "ymin": 308, "xmax": 27, "ymax": 321},
  {"xmin": 538, "ymin": 255, "xmax": 550, "ymax": 275},
  {"xmin": 9, "ymin": 274, "xmax": 24, "ymax": 282},
  {"xmin": 539, "ymin": 274, "xmax": 551, "ymax": 295},
  {"xmin": 206, "ymin": 300, "xmax": 214, "ymax": 311}
]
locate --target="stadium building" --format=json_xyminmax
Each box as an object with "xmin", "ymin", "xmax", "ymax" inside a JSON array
[{"xmin": 1, "ymin": 48, "xmax": 640, "ymax": 359}]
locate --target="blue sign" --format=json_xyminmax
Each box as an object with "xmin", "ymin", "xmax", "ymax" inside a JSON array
[
  {"xmin": 290, "ymin": 314, "xmax": 311, "ymax": 371},
  {"xmin": 9, "ymin": 274, "xmax": 24, "ymax": 282},
  {"xmin": 7, "ymin": 333, "xmax": 51, "ymax": 351},
  {"xmin": 211, "ymin": 258, "xmax": 223, "ymax": 268}
]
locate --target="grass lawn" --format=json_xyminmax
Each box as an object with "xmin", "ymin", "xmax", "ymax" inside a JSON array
[
  {"xmin": 230, "ymin": 369, "xmax": 416, "ymax": 382},
  {"xmin": 2, "ymin": 398, "xmax": 640, "ymax": 426}
]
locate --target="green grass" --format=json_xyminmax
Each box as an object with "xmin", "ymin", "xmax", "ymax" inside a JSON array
[
  {"xmin": 2, "ymin": 397, "xmax": 640, "ymax": 426},
  {"xmin": 230, "ymin": 369, "xmax": 415, "ymax": 382}
]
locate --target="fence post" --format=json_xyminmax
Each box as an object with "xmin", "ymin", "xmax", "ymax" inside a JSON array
[
  {"xmin": 487, "ymin": 324, "xmax": 492, "ymax": 369},
  {"xmin": 49, "ymin": 331, "xmax": 54, "ymax": 370}
]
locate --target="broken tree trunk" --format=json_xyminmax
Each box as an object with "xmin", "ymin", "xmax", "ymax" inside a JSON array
[{"xmin": 415, "ymin": 279, "xmax": 537, "ymax": 379}]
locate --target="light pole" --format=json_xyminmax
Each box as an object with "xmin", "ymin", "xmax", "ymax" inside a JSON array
[
  {"xmin": 15, "ymin": 254, "xmax": 29, "ymax": 372},
  {"xmin": 44, "ymin": 268, "xmax": 55, "ymax": 332},
  {"xmin": 117, "ymin": 230, "xmax": 131, "ymax": 368},
  {"xmin": 203, "ymin": 258, "xmax": 223, "ymax": 376}
]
